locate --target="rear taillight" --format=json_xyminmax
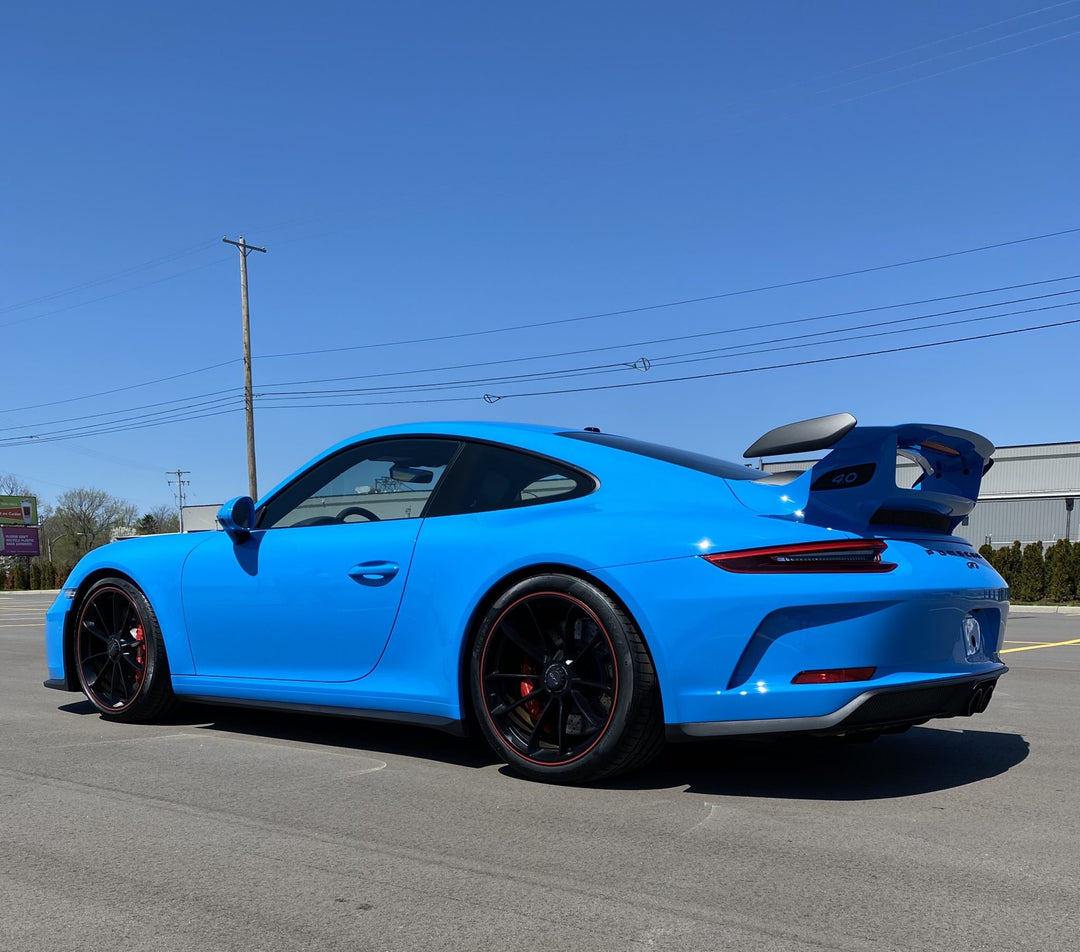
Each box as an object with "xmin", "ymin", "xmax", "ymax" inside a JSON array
[
  {"xmin": 703, "ymin": 539, "xmax": 896, "ymax": 573},
  {"xmin": 792, "ymin": 667, "xmax": 876, "ymax": 684}
]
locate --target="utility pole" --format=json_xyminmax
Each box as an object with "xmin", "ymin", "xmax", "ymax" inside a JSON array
[
  {"xmin": 167, "ymin": 470, "xmax": 191, "ymax": 532},
  {"xmin": 223, "ymin": 235, "xmax": 267, "ymax": 500}
]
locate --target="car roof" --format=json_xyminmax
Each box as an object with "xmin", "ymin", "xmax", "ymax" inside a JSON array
[
  {"xmin": 356, "ymin": 420, "xmax": 568, "ymax": 442},
  {"xmin": 255, "ymin": 420, "xmax": 746, "ymax": 507}
]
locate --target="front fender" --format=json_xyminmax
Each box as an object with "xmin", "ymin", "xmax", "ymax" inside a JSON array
[{"xmin": 58, "ymin": 534, "xmax": 216, "ymax": 678}]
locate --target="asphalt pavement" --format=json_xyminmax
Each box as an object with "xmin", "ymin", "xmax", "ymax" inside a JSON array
[{"xmin": 2, "ymin": 591, "xmax": 1076, "ymax": 952}]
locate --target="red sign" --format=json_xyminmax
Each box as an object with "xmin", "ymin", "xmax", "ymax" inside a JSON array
[{"xmin": 0, "ymin": 526, "xmax": 40, "ymax": 557}]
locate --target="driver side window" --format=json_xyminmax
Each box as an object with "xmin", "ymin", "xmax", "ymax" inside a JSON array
[{"xmin": 258, "ymin": 438, "xmax": 460, "ymax": 529}]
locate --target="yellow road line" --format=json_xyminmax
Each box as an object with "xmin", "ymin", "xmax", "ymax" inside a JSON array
[{"xmin": 1001, "ymin": 638, "xmax": 1080, "ymax": 654}]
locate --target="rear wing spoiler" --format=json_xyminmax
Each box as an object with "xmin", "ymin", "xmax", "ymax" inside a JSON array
[{"xmin": 744, "ymin": 413, "xmax": 994, "ymax": 534}]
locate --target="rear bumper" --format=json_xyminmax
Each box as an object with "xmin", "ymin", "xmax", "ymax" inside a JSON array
[
  {"xmin": 666, "ymin": 668, "xmax": 1006, "ymax": 739},
  {"xmin": 597, "ymin": 545, "xmax": 1010, "ymax": 727}
]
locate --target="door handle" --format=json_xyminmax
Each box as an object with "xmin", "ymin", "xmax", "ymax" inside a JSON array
[{"xmin": 348, "ymin": 561, "xmax": 400, "ymax": 585}]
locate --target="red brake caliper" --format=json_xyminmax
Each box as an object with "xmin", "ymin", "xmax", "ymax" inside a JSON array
[
  {"xmin": 132, "ymin": 625, "xmax": 146, "ymax": 677},
  {"xmin": 519, "ymin": 660, "xmax": 544, "ymax": 721}
]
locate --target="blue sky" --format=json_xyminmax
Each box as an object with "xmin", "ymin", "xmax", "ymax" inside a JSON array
[{"xmin": 2, "ymin": 1, "xmax": 1078, "ymax": 515}]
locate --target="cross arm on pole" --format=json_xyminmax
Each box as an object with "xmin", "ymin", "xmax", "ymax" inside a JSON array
[{"xmin": 222, "ymin": 236, "xmax": 267, "ymax": 255}]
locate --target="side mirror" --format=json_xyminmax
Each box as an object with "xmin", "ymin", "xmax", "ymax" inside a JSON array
[{"xmin": 217, "ymin": 496, "xmax": 256, "ymax": 543}]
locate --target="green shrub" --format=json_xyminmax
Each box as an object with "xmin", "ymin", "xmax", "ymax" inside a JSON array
[
  {"xmin": 991, "ymin": 541, "xmax": 1023, "ymax": 590},
  {"xmin": 1046, "ymin": 539, "xmax": 1076, "ymax": 602},
  {"xmin": 1013, "ymin": 541, "xmax": 1045, "ymax": 602},
  {"xmin": 12, "ymin": 562, "xmax": 30, "ymax": 590}
]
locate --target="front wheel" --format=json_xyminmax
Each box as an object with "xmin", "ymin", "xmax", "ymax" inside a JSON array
[
  {"xmin": 470, "ymin": 574, "xmax": 664, "ymax": 783},
  {"xmin": 74, "ymin": 578, "xmax": 176, "ymax": 721}
]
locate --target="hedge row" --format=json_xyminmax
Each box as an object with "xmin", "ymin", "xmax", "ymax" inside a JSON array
[
  {"xmin": 978, "ymin": 539, "xmax": 1080, "ymax": 603},
  {"xmin": 1, "ymin": 561, "xmax": 73, "ymax": 591}
]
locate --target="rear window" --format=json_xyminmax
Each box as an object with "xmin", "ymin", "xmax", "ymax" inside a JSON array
[{"xmin": 557, "ymin": 431, "xmax": 761, "ymax": 480}]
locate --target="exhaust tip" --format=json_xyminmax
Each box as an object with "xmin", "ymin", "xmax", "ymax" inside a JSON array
[{"xmin": 966, "ymin": 680, "xmax": 996, "ymax": 716}]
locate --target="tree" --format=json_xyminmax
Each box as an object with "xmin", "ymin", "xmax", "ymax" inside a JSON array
[
  {"xmin": 994, "ymin": 541, "xmax": 1023, "ymax": 590},
  {"xmin": 1013, "ymin": 541, "xmax": 1046, "ymax": 603},
  {"xmin": 41, "ymin": 488, "xmax": 139, "ymax": 562},
  {"xmin": 1045, "ymin": 539, "xmax": 1076, "ymax": 602},
  {"xmin": 0, "ymin": 473, "xmax": 35, "ymax": 497},
  {"xmin": 12, "ymin": 561, "xmax": 30, "ymax": 589},
  {"xmin": 135, "ymin": 504, "xmax": 181, "ymax": 535}
]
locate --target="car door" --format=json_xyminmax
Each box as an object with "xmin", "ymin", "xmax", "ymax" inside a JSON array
[{"xmin": 181, "ymin": 437, "xmax": 460, "ymax": 682}]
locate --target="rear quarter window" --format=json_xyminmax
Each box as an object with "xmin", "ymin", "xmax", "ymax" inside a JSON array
[{"xmin": 426, "ymin": 442, "xmax": 595, "ymax": 516}]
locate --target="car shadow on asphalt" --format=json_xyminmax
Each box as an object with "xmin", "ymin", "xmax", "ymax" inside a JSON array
[
  {"xmin": 176, "ymin": 702, "xmax": 503, "ymax": 770},
  {"xmin": 57, "ymin": 699, "xmax": 1028, "ymax": 796},
  {"xmin": 601, "ymin": 726, "xmax": 1030, "ymax": 799},
  {"xmin": 57, "ymin": 697, "xmax": 500, "ymax": 768}
]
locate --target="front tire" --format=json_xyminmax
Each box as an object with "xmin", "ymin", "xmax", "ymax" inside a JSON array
[
  {"xmin": 470, "ymin": 574, "xmax": 664, "ymax": 783},
  {"xmin": 74, "ymin": 578, "xmax": 176, "ymax": 721}
]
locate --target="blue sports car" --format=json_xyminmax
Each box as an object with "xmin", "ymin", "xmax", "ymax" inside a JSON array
[{"xmin": 44, "ymin": 413, "xmax": 1008, "ymax": 782}]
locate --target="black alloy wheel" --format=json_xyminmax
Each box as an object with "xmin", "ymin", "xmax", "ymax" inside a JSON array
[
  {"xmin": 74, "ymin": 578, "xmax": 176, "ymax": 721},
  {"xmin": 471, "ymin": 574, "xmax": 664, "ymax": 783}
]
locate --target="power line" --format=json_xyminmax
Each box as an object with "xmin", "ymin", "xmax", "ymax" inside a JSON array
[
  {"xmin": 257, "ymin": 310, "xmax": 1080, "ymax": 409},
  {"xmin": 0, "ymin": 406, "xmax": 243, "ymax": 447},
  {"xmin": 0, "ymin": 396, "xmax": 245, "ymax": 446},
  {"xmin": 257, "ymin": 225, "xmax": 1080, "ymax": 360},
  {"xmin": 0, "ymin": 391, "xmax": 242, "ymax": 436},
  {"xmin": 10, "ymin": 229, "xmax": 1080, "ymax": 422},
  {"xmin": 0, "ymin": 359, "xmax": 239, "ymax": 417},
  {"xmin": 831, "ymin": 27, "xmax": 1080, "ymax": 108},
  {"xmin": 257, "ymin": 273, "xmax": 1080, "ymax": 390},
  {"xmin": 8, "ymin": 288, "xmax": 1079, "ymax": 437},
  {"xmin": 9, "ymin": 227, "xmax": 1080, "ymax": 441},
  {"xmin": 10, "ymin": 309, "xmax": 1076, "ymax": 435},
  {"xmin": 649, "ymin": 293, "xmax": 1080, "ymax": 366},
  {"xmin": 481, "ymin": 317, "xmax": 1080, "ymax": 403},
  {"xmin": 256, "ymin": 314, "xmax": 1080, "ymax": 409},
  {"xmin": 641, "ymin": 300, "xmax": 1080, "ymax": 377},
  {"xmin": 0, "ymin": 239, "xmax": 220, "ymax": 315},
  {"xmin": 827, "ymin": 1, "xmax": 1080, "ymax": 74},
  {"xmin": 728, "ymin": 1, "xmax": 1080, "ymax": 116},
  {"xmin": 0, "ymin": 255, "xmax": 232, "ymax": 332},
  {"xmin": 254, "ymin": 294, "xmax": 1080, "ymax": 401},
  {"xmin": 804, "ymin": 9, "xmax": 1080, "ymax": 101}
]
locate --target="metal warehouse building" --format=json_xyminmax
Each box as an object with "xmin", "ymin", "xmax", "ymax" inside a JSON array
[
  {"xmin": 958, "ymin": 442, "xmax": 1080, "ymax": 547},
  {"xmin": 761, "ymin": 441, "xmax": 1080, "ymax": 548}
]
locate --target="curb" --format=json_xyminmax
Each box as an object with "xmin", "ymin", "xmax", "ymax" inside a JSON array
[
  {"xmin": 1009, "ymin": 604, "xmax": 1080, "ymax": 615},
  {"xmin": 0, "ymin": 589, "xmax": 61, "ymax": 596}
]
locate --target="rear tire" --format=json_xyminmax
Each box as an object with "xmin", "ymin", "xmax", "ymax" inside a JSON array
[
  {"xmin": 74, "ymin": 578, "xmax": 177, "ymax": 721},
  {"xmin": 470, "ymin": 574, "xmax": 664, "ymax": 783}
]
